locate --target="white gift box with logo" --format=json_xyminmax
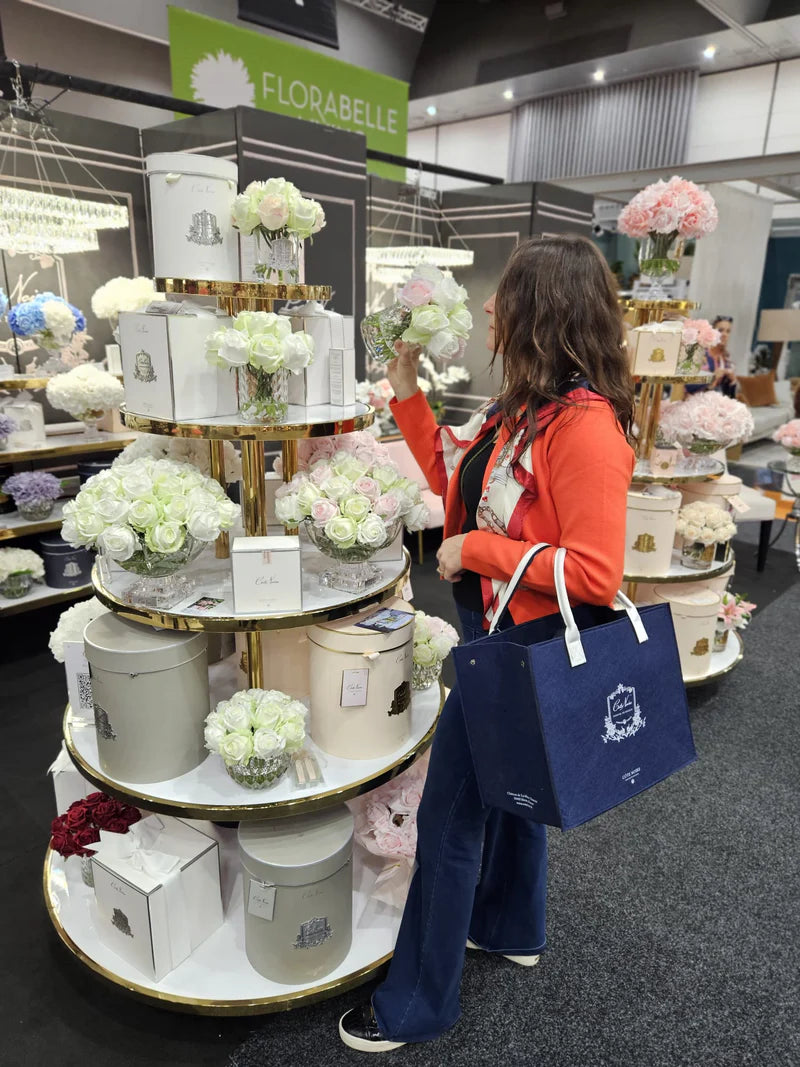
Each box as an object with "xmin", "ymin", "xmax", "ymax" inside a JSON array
[
  {"xmin": 231, "ymin": 535, "xmax": 303, "ymax": 614},
  {"xmin": 49, "ymin": 743, "xmax": 91, "ymax": 814},
  {"xmin": 146, "ymin": 152, "xmax": 239, "ymax": 282},
  {"xmin": 282, "ymin": 302, "xmax": 355, "ymax": 406},
  {"xmin": 329, "ymin": 347, "xmax": 356, "ymax": 406},
  {"xmin": 87, "ymin": 815, "xmax": 223, "ymax": 982},
  {"xmin": 629, "ymin": 320, "xmax": 682, "ymax": 377},
  {"xmin": 119, "ymin": 308, "xmax": 238, "ymax": 421}
]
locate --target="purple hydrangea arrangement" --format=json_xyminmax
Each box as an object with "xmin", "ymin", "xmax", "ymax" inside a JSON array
[
  {"xmin": 0, "ymin": 412, "xmax": 17, "ymax": 439},
  {"xmin": 3, "ymin": 470, "xmax": 62, "ymax": 508}
]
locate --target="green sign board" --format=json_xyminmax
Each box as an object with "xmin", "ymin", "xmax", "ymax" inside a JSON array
[{"xmin": 168, "ymin": 7, "xmax": 408, "ymax": 177}]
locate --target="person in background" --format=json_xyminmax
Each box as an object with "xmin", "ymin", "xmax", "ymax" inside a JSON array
[{"xmin": 686, "ymin": 315, "xmax": 737, "ymax": 397}]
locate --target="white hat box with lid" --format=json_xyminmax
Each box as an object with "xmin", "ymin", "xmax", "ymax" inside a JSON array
[
  {"xmin": 146, "ymin": 152, "xmax": 239, "ymax": 281},
  {"xmin": 654, "ymin": 587, "xmax": 721, "ymax": 680},
  {"xmin": 680, "ymin": 473, "xmax": 746, "ymax": 517},
  {"xmin": 238, "ymin": 806, "xmax": 353, "ymax": 984},
  {"xmin": 83, "ymin": 614, "xmax": 209, "ymax": 784},
  {"xmin": 307, "ymin": 599, "xmax": 413, "ymax": 759},
  {"xmin": 625, "ymin": 485, "xmax": 682, "ymax": 577}
]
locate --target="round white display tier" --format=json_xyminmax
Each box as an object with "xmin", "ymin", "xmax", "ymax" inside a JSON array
[
  {"xmin": 45, "ymin": 825, "xmax": 405, "ymax": 1014},
  {"xmin": 92, "ymin": 546, "xmax": 411, "ymax": 632},
  {"xmin": 120, "ymin": 403, "xmax": 375, "ymax": 441},
  {"xmin": 684, "ymin": 630, "xmax": 743, "ymax": 688},
  {"xmin": 64, "ymin": 660, "xmax": 443, "ymax": 819},
  {"xmin": 624, "ymin": 548, "xmax": 734, "ymax": 585},
  {"xmin": 631, "ymin": 459, "xmax": 725, "ymax": 484}
]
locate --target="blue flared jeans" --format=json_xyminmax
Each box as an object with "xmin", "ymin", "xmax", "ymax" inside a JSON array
[{"xmin": 371, "ymin": 605, "xmax": 548, "ymax": 1043}]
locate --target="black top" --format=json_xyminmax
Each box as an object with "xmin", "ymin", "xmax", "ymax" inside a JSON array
[{"xmin": 452, "ymin": 431, "xmax": 497, "ymax": 611}]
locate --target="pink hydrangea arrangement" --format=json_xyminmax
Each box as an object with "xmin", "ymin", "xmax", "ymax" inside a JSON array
[
  {"xmin": 659, "ymin": 392, "xmax": 754, "ymax": 450},
  {"xmin": 357, "ymin": 377, "xmax": 394, "ymax": 412},
  {"xmin": 717, "ymin": 592, "xmax": 756, "ymax": 633},
  {"xmin": 772, "ymin": 418, "xmax": 800, "ymax": 452},
  {"xmin": 618, "ymin": 177, "xmax": 719, "ymax": 240}
]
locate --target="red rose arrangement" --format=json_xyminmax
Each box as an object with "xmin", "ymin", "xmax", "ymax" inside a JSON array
[{"xmin": 50, "ymin": 792, "xmax": 141, "ymax": 858}]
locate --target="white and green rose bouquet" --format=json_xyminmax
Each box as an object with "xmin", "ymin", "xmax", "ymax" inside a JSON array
[
  {"xmin": 0, "ymin": 546, "xmax": 44, "ymax": 598},
  {"xmin": 412, "ymin": 611, "xmax": 459, "ymax": 690},
  {"xmin": 361, "ymin": 263, "xmax": 473, "ymax": 365},
  {"xmin": 61, "ymin": 457, "xmax": 240, "ymax": 577},
  {"xmin": 204, "ymin": 688, "xmax": 307, "ymax": 789},
  {"xmin": 231, "ymin": 177, "xmax": 325, "ymax": 282},
  {"xmin": 205, "ymin": 310, "xmax": 315, "ymax": 424},
  {"xmin": 676, "ymin": 500, "xmax": 736, "ymax": 570},
  {"xmin": 274, "ymin": 433, "xmax": 429, "ymax": 591}
]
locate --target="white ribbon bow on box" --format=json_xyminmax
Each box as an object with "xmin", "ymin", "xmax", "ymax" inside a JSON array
[
  {"xmin": 86, "ymin": 814, "xmax": 191, "ymax": 968},
  {"xmin": 634, "ymin": 320, "xmax": 683, "ymax": 335}
]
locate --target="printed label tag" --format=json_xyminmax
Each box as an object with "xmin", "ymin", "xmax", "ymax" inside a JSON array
[
  {"xmin": 248, "ymin": 879, "xmax": 276, "ymax": 921},
  {"xmin": 341, "ymin": 668, "xmax": 369, "ymax": 708},
  {"xmin": 727, "ymin": 495, "xmax": 750, "ymax": 515}
]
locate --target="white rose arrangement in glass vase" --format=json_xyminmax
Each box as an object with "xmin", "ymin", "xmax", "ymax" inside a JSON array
[
  {"xmin": 0, "ymin": 547, "xmax": 45, "ymax": 599},
  {"xmin": 273, "ymin": 432, "xmax": 429, "ymax": 593},
  {"xmin": 205, "ymin": 310, "xmax": 315, "ymax": 424},
  {"xmin": 61, "ymin": 457, "xmax": 240, "ymax": 606},
  {"xmin": 204, "ymin": 689, "xmax": 307, "ymax": 789},
  {"xmin": 412, "ymin": 611, "xmax": 459, "ymax": 690},
  {"xmin": 45, "ymin": 363, "xmax": 125, "ymax": 436},
  {"xmin": 230, "ymin": 177, "xmax": 325, "ymax": 282},
  {"xmin": 675, "ymin": 501, "xmax": 736, "ymax": 571}
]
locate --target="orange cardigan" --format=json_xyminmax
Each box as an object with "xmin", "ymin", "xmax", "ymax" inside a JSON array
[{"xmin": 390, "ymin": 388, "xmax": 635, "ymax": 625}]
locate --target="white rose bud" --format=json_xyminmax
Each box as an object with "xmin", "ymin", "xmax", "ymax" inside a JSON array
[
  {"xmin": 403, "ymin": 501, "xmax": 430, "ymax": 532},
  {"xmin": 163, "ymin": 495, "xmax": 190, "ymax": 523},
  {"xmin": 414, "ymin": 642, "xmax": 438, "ymax": 667},
  {"xmin": 186, "ymin": 507, "xmax": 222, "ymax": 542},
  {"xmin": 144, "ymin": 520, "xmax": 186, "ymax": 554},
  {"xmin": 252, "ymin": 728, "xmax": 286, "ymax": 758},
  {"xmin": 203, "ymin": 715, "xmax": 227, "ymax": 753},
  {"xmin": 219, "ymin": 732, "xmax": 253, "ymax": 765},
  {"xmin": 127, "ymin": 499, "xmax": 159, "ymax": 530},
  {"xmin": 98, "ymin": 525, "xmax": 138, "ymax": 562},
  {"xmin": 341, "ymin": 494, "xmax": 372, "ymax": 523},
  {"xmin": 74, "ymin": 508, "xmax": 107, "ymax": 540},
  {"xmin": 430, "ymin": 634, "xmax": 454, "ymax": 659},
  {"xmin": 253, "ymin": 698, "xmax": 284, "ymax": 730},
  {"xmin": 356, "ymin": 513, "xmax": 388, "ymax": 548},
  {"xmin": 249, "ymin": 334, "xmax": 284, "ymax": 373},
  {"xmin": 280, "ymin": 717, "xmax": 306, "ymax": 753},
  {"xmin": 221, "ymin": 700, "xmax": 253, "ymax": 733},
  {"xmin": 119, "ymin": 468, "xmax": 153, "ymax": 498},
  {"xmin": 275, "ymin": 493, "xmax": 304, "ymax": 526},
  {"xmin": 324, "ymin": 515, "xmax": 358, "ymax": 548},
  {"xmin": 95, "ymin": 497, "xmax": 130, "ymax": 524},
  {"xmin": 320, "ymin": 475, "xmax": 353, "ymax": 502},
  {"xmin": 282, "ymin": 331, "xmax": 315, "ymax": 373},
  {"xmin": 295, "ymin": 481, "xmax": 322, "ymax": 516}
]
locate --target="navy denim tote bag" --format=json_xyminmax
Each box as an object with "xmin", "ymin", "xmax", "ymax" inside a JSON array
[{"xmin": 453, "ymin": 544, "xmax": 697, "ymax": 830}]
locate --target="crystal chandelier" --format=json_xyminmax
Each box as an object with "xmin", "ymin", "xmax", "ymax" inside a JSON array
[
  {"xmin": 367, "ymin": 176, "xmax": 474, "ymax": 272},
  {"xmin": 0, "ymin": 62, "xmax": 129, "ymax": 255}
]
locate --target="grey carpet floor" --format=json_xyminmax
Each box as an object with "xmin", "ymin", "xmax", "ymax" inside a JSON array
[{"xmin": 230, "ymin": 561, "xmax": 800, "ymax": 1067}]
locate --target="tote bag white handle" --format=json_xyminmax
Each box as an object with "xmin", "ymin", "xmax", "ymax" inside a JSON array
[{"xmin": 488, "ymin": 543, "xmax": 649, "ymax": 668}]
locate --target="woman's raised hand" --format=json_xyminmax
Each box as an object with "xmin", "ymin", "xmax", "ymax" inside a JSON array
[{"xmin": 387, "ymin": 340, "xmax": 422, "ymax": 402}]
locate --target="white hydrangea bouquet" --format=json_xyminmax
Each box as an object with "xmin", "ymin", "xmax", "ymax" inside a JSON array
[
  {"xmin": 91, "ymin": 276, "xmax": 164, "ymax": 329},
  {"xmin": 113, "ymin": 434, "xmax": 243, "ymax": 484},
  {"xmin": 206, "ymin": 310, "xmax": 315, "ymax": 424},
  {"xmin": 46, "ymin": 364, "xmax": 124, "ymax": 425},
  {"xmin": 361, "ymin": 264, "xmax": 473, "ymax": 365},
  {"xmin": 204, "ymin": 688, "xmax": 307, "ymax": 789},
  {"xmin": 231, "ymin": 177, "xmax": 325, "ymax": 282},
  {"xmin": 62, "ymin": 457, "xmax": 239, "ymax": 578},
  {"xmin": 412, "ymin": 611, "xmax": 459, "ymax": 690},
  {"xmin": 274, "ymin": 431, "xmax": 429, "ymax": 591},
  {"xmin": 676, "ymin": 500, "xmax": 736, "ymax": 570},
  {"xmin": 48, "ymin": 596, "xmax": 108, "ymax": 662},
  {"xmin": 0, "ymin": 546, "xmax": 44, "ymax": 598}
]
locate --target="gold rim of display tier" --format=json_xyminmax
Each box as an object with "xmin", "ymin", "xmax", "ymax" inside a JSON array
[
  {"xmin": 2, "ymin": 436, "xmax": 135, "ymax": 464},
  {"xmin": 156, "ymin": 278, "xmax": 332, "ymax": 302},
  {"xmin": 631, "ymin": 459, "xmax": 725, "ymax": 484},
  {"xmin": 685, "ymin": 631, "xmax": 743, "ymax": 688},
  {"xmin": 622, "ymin": 298, "xmax": 699, "ymax": 312},
  {"xmin": 0, "ymin": 375, "xmax": 54, "ymax": 390},
  {"xmin": 62, "ymin": 681, "xmax": 445, "ymax": 821},
  {"xmin": 623, "ymin": 554, "xmax": 734, "ymax": 585},
  {"xmin": 120, "ymin": 405, "xmax": 375, "ymax": 441},
  {"xmin": 91, "ymin": 550, "xmax": 410, "ymax": 631},
  {"xmin": 636, "ymin": 373, "xmax": 713, "ymax": 385},
  {"xmin": 43, "ymin": 849, "xmax": 392, "ymax": 1015}
]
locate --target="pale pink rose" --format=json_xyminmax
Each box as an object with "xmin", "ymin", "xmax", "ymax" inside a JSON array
[
  {"xmin": 354, "ymin": 476, "xmax": 380, "ymax": 501},
  {"xmin": 274, "ymin": 482, "xmax": 293, "ymax": 500},
  {"xmin": 682, "ymin": 326, "xmax": 699, "ymax": 345},
  {"xmin": 355, "ymin": 443, "xmax": 387, "ymax": 466},
  {"xmin": 374, "ymin": 493, "xmax": 401, "ymax": 521},
  {"xmin": 400, "ymin": 785, "xmax": 423, "ymax": 809},
  {"xmin": 257, "ymin": 195, "xmax": 290, "ymax": 232},
  {"xmin": 310, "ymin": 497, "xmax": 338, "ymax": 525},
  {"xmin": 309, "ymin": 464, "xmax": 330, "ymax": 486},
  {"xmin": 398, "ymin": 278, "xmax": 435, "ymax": 308}
]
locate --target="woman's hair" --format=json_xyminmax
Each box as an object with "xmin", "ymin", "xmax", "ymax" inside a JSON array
[
  {"xmin": 712, "ymin": 315, "xmax": 733, "ymax": 327},
  {"xmin": 492, "ymin": 234, "xmax": 634, "ymax": 438}
]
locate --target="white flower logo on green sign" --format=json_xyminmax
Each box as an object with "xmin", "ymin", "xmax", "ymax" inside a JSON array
[{"xmin": 190, "ymin": 50, "xmax": 255, "ymax": 108}]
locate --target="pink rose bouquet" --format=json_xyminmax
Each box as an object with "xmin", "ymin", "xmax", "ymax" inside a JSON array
[
  {"xmin": 361, "ymin": 263, "xmax": 472, "ymax": 364},
  {"xmin": 678, "ymin": 318, "xmax": 720, "ymax": 373},
  {"xmin": 772, "ymin": 418, "xmax": 800, "ymax": 452},
  {"xmin": 659, "ymin": 392, "xmax": 754, "ymax": 452}
]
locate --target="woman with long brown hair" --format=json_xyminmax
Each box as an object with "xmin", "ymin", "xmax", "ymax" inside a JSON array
[{"xmin": 339, "ymin": 235, "xmax": 635, "ymax": 1053}]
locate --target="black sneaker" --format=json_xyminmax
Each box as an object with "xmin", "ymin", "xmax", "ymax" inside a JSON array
[{"xmin": 338, "ymin": 1003, "xmax": 406, "ymax": 1053}]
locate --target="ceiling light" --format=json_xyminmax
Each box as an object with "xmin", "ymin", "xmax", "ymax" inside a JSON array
[
  {"xmin": 703, "ymin": 44, "xmax": 717, "ymax": 58},
  {"xmin": 366, "ymin": 245, "xmax": 474, "ymax": 269},
  {"xmin": 502, "ymin": 89, "xmax": 515, "ymax": 101},
  {"xmin": 593, "ymin": 69, "xmax": 605, "ymax": 82},
  {"xmin": 426, "ymin": 104, "xmax": 437, "ymax": 116}
]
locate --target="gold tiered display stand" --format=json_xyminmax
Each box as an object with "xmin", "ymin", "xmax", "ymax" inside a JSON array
[
  {"xmin": 623, "ymin": 298, "xmax": 742, "ymax": 687},
  {"xmin": 49, "ymin": 277, "xmax": 444, "ymax": 1014}
]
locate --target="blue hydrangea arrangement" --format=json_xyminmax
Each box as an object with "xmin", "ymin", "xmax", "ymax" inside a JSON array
[{"xmin": 7, "ymin": 292, "xmax": 86, "ymax": 351}]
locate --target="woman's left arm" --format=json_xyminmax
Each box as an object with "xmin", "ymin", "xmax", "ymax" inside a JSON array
[{"xmin": 454, "ymin": 405, "xmax": 635, "ymax": 605}]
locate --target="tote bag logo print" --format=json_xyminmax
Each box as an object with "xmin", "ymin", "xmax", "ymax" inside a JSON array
[{"xmin": 603, "ymin": 683, "xmax": 646, "ymax": 744}]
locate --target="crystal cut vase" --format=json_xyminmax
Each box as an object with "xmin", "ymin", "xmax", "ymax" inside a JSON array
[
  {"xmin": 1, "ymin": 572, "xmax": 34, "ymax": 598},
  {"xmin": 412, "ymin": 660, "xmax": 442, "ymax": 691},
  {"xmin": 17, "ymin": 499, "xmax": 56, "ymax": 521},
  {"xmin": 238, "ymin": 365, "xmax": 290, "ymax": 424},
  {"xmin": 304, "ymin": 517, "xmax": 402, "ymax": 593},
  {"xmin": 361, "ymin": 303, "xmax": 413, "ymax": 364},
  {"xmin": 225, "ymin": 752, "xmax": 291, "ymax": 789},
  {"xmin": 253, "ymin": 230, "xmax": 300, "ymax": 283}
]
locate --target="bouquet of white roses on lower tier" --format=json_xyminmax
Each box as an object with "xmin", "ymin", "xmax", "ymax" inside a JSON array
[
  {"xmin": 675, "ymin": 501, "xmax": 736, "ymax": 546},
  {"xmin": 46, "ymin": 363, "xmax": 124, "ymax": 420},
  {"xmin": 205, "ymin": 310, "xmax": 315, "ymax": 375},
  {"xmin": 114, "ymin": 434, "xmax": 243, "ymax": 483},
  {"xmin": 204, "ymin": 688, "xmax": 307, "ymax": 788},
  {"xmin": 412, "ymin": 611, "xmax": 459, "ymax": 688},
  {"xmin": 62, "ymin": 457, "xmax": 240, "ymax": 572},
  {"xmin": 0, "ymin": 547, "xmax": 45, "ymax": 583},
  {"xmin": 274, "ymin": 447, "xmax": 430, "ymax": 555}
]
